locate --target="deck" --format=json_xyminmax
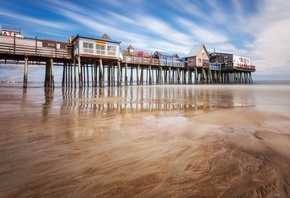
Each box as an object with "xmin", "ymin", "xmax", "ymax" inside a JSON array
[
  {"xmin": 0, "ymin": 35, "xmax": 255, "ymax": 87},
  {"xmin": 0, "ymin": 36, "xmax": 71, "ymax": 61}
]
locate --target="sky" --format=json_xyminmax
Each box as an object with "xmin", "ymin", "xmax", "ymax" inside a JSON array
[{"xmin": 0, "ymin": 0, "xmax": 290, "ymax": 82}]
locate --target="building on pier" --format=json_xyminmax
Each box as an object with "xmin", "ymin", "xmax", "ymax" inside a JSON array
[
  {"xmin": 1, "ymin": 24, "xmax": 23, "ymax": 38},
  {"xmin": 72, "ymin": 33, "xmax": 123, "ymax": 60},
  {"xmin": 122, "ymin": 45, "xmax": 151, "ymax": 64},
  {"xmin": 209, "ymin": 52, "xmax": 255, "ymax": 83},
  {"xmin": 209, "ymin": 52, "xmax": 256, "ymax": 72},
  {"xmin": 122, "ymin": 45, "xmax": 151, "ymax": 57},
  {"xmin": 186, "ymin": 44, "xmax": 209, "ymax": 69},
  {"xmin": 152, "ymin": 51, "xmax": 185, "ymax": 67}
]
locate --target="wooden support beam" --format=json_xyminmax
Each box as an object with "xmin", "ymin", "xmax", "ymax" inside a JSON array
[
  {"xmin": 23, "ymin": 57, "xmax": 28, "ymax": 88},
  {"xmin": 201, "ymin": 69, "xmax": 206, "ymax": 84},
  {"xmin": 93, "ymin": 61, "xmax": 97, "ymax": 87},
  {"xmin": 172, "ymin": 69, "xmax": 175, "ymax": 84},
  {"xmin": 99, "ymin": 58, "xmax": 104, "ymax": 87},
  {"xmin": 62, "ymin": 62, "xmax": 66, "ymax": 87},
  {"xmin": 44, "ymin": 58, "xmax": 54, "ymax": 88},
  {"xmin": 108, "ymin": 63, "xmax": 111, "ymax": 87},
  {"xmin": 68, "ymin": 62, "xmax": 72, "ymax": 87},
  {"xmin": 73, "ymin": 59, "xmax": 77, "ymax": 88},
  {"xmin": 160, "ymin": 66, "xmax": 163, "ymax": 85},
  {"xmin": 140, "ymin": 67, "xmax": 144, "ymax": 85},
  {"xmin": 249, "ymin": 72, "xmax": 253, "ymax": 83},
  {"xmin": 50, "ymin": 58, "xmax": 54, "ymax": 88},
  {"xmin": 91, "ymin": 63, "xmax": 94, "ymax": 87},
  {"xmin": 125, "ymin": 63, "xmax": 128, "ymax": 86},
  {"xmin": 155, "ymin": 68, "xmax": 159, "ymax": 84},
  {"xmin": 68, "ymin": 63, "xmax": 72, "ymax": 87},
  {"xmin": 136, "ymin": 64, "xmax": 140, "ymax": 85},
  {"xmin": 149, "ymin": 65, "xmax": 152, "ymax": 85},
  {"xmin": 164, "ymin": 69, "xmax": 167, "ymax": 84},
  {"xmin": 183, "ymin": 69, "xmax": 186, "ymax": 84},
  {"xmin": 77, "ymin": 56, "xmax": 82, "ymax": 88},
  {"xmin": 69, "ymin": 62, "xmax": 72, "ymax": 87},
  {"xmin": 82, "ymin": 63, "xmax": 85, "ymax": 87},
  {"xmin": 169, "ymin": 67, "xmax": 172, "ymax": 84},
  {"xmin": 146, "ymin": 68, "xmax": 149, "ymax": 85},
  {"xmin": 177, "ymin": 68, "xmax": 180, "ymax": 84},
  {"xmin": 240, "ymin": 72, "xmax": 243, "ymax": 83},
  {"xmin": 209, "ymin": 69, "xmax": 213, "ymax": 84},
  {"xmin": 86, "ymin": 63, "xmax": 89, "ymax": 87},
  {"xmin": 130, "ymin": 66, "xmax": 133, "ymax": 85},
  {"xmin": 187, "ymin": 69, "xmax": 191, "ymax": 84},
  {"xmin": 194, "ymin": 67, "xmax": 198, "ymax": 84},
  {"xmin": 112, "ymin": 65, "xmax": 115, "ymax": 86},
  {"xmin": 66, "ymin": 63, "xmax": 69, "ymax": 87},
  {"xmin": 245, "ymin": 72, "xmax": 248, "ymax": 83},
  {"xmin": 117, "ymin": 61, "xmax": 121, "ymax": 87}
]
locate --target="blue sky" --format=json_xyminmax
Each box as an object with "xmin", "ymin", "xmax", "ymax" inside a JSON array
[{"xmin": 1, "ymin": 0, "xmax": 290, "ymax": 81}]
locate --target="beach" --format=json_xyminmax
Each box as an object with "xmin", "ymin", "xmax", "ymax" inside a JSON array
[{"xmin": 1, "ymin": 83, "xmax": 290, "ymax": 197}]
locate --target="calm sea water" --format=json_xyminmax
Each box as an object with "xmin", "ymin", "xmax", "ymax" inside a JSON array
[{"xmin": 1, "ymin": 83, "xmax": 290, "ymax": 197}]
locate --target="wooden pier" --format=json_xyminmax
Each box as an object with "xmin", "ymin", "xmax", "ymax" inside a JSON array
[{"xmin": 0, "ymin": 35, "xmax": 255, "ymax": 88}]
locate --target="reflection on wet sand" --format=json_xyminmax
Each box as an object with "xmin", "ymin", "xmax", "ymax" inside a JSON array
[
  {"xmin": 0, "ymin": 85, "xmax": 290, "ymax": 197},
  {"xmin": 61, "ymin": 85, "xmax": 254, "ymax": 115}
]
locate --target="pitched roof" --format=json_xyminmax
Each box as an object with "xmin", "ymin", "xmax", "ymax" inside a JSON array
[
  {"xmin": 102, "ymin": 33, "xmax": 111, "ymax": 40},
  {"xmin": 72, "ymin": 34, "xmax": 121, "ymax": 44},
  {"xmin": 127, "ymin": 45, "xmax": 134, "ymax": 49},
  {"xmin": 172, "ymin": 54, "xmax": 179, "ymax": 58},
  {"xmin": 187, "ymin": 44, "xmax": 204, "ymax": 57}
]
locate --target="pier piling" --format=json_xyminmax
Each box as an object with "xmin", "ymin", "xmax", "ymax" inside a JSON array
[
  {"xmin": 99, "ymin": 58, "xmax": 104, "ymax": 87},
  {"xmin": 23, "ymin": 57, "xmax": 28, "ymax": 88}
]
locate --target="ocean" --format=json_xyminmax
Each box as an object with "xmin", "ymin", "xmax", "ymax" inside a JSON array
[{"xmin": 0, "ymin": 82, "xmax": 290, "ymax": 197}]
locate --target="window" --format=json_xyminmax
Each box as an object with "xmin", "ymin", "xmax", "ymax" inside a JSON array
[
  {"xmin": 60, "ymin": 43, "xmax": 66, "ymax": 50},
  {"xmin": 96, "ymin": 44, "xmax": 106, "ymax": 55},
  {"xmin": 107, "ymin": 45, "xmax": 116, "ymax": 56},
  {"xmin": 43, "ymin": 41, "xmax": 56, "ymax": 48},
  {"xmin": 83, "ymin": 42, "xmax": 94, "ymax": 54}
]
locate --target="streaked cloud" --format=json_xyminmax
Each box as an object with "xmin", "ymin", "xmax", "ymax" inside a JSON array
[{"xmin": 0, "ymin": 0, "xmax": 290, "ymax": 81}]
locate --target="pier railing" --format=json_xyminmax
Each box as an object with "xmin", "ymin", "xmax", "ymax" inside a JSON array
[
  {"xmin": 0, "ymin": 35, "xmax": 71, "ymax": 59},
  {"xmin": 122, "ymin": 55, "xmax": 185, "ymax": 67}
]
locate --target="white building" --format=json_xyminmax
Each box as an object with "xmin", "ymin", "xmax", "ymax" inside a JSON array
[
  {"xmin": 72, "ymin": 33, "xmax": 123, "ymax": 60},
  {"xmin": 213, "ymin": 52, "xmax": 251, "ymax": 68}
]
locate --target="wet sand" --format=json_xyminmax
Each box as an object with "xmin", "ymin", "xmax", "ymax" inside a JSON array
[{"xmin": 0, "ymin": 84, "xmax": 290, "ymax": 197}]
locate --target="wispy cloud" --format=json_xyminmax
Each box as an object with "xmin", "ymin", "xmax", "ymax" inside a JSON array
[
  {"xmin": 175, "ymin": 17, "xmax": 228, "ymax": 44},
  {"xmin": 1, "ymin": 0, "xmax": 290, "ymax": 80},
  {"xmin": 245, "ymin": 0, "xmax": 290, "ymax": 75},
  {"xmin": 0, "ymin": 10, "xmax": 73, "ymax": 30}
]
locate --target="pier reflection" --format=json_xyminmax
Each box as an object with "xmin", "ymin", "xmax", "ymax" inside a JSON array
[
  {"xmin": 42, "ymin": 88, "xmax": 54, "ymax": 117},
  {"xmin": 60, "ymin": 85, "xmax": 254, "ymax": 118},
  {"xmin": 1, "ymin": 85, "xmax": 265, "ymax": 197}
]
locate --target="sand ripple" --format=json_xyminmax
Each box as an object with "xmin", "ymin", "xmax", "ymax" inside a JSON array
[{"xmin": 1, "ymin": 85, "xmax": 290, "ymax": 197}]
